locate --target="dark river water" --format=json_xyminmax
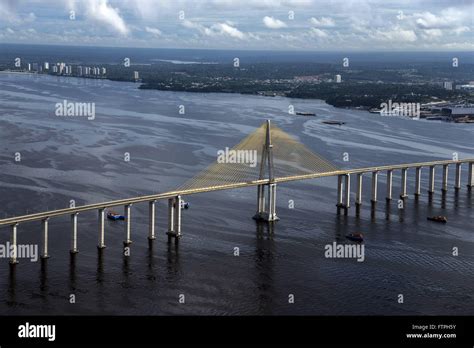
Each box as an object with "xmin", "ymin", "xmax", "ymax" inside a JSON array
[{"xmin": 0, "ymin": 72, "xmax": 473, "ymax": 315}]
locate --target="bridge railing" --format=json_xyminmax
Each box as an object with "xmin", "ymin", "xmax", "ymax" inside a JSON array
[{"xmin": 0, "ymin": 159, "xmax": 473, "ymax": 227}]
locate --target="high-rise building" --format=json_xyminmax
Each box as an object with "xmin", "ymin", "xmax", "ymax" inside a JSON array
[
  {"xmin": 52, "ymin": 65, "xmax": 58, "ymax": 73},
  {"xmin": 27, "ymin": 63, "xmax": 32, "ymax": 71},
  {"xmin": 44, "ymin": 62, "xmax": 49, "ymax": 70},
  {"xmin": 335, "ymin": 74, "xmax": 342, "ymax": 83},
  {"xmin": 59, "ymin": 62, "xmax": 65, "ymax": 74},
  {"xmin": 443, "ymin": 81, "xmax": 453, "ymax": 90},
  {"xmin": 102, "ymin": 67, "xmax": 107, "ymax": 75},
  {"xmin": 134, "ymin": 71, "xmax": 139, "ymax": 81},
  {"xmin": 77, "ymin": 66, "xmax": 83, "ymax": 76}
]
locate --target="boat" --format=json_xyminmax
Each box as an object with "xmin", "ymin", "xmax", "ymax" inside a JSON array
[
  {"xmin": 322, "ymin": 120, "xmax": 346, "ymax": 125},
  {"xmin": 173, "ymin": 201, "xmax": 190, "ymax": 209},
  {"xmin": 427, "ymin": 215, "xmax": 447, "ymax": 223},
  {"xmin": 346, "ymin": 233, "xmax": 364, "ymax": 242},
  {"xmin": 296, "ymin": 112, "xmax": 316, "ymax": 116},
  {"xmin": 107, "ymin": 211, "xmax": 126, "ymax": 221},
  {"xmin": 369, "ymin": 108, "xmax": 382, "ymax": 114}
]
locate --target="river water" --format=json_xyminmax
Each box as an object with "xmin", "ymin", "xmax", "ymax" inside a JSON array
[{"xmin": 0, "ymin": 72, "xmax": 473, "ymax": 315}]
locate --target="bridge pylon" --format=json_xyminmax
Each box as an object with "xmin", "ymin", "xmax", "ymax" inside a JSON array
[{"xmin": 253, "ymin": 120, "xmax": 279, "ymax": 222}]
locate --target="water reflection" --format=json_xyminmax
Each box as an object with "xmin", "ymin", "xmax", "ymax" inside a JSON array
[
  {"xmin": 69, "ymin": 253, "xmax": 77, "ymax": 293},
  {"xmin": 428, "ymin": 192, "xmax": 434, "ymax": 206},
  {"xmin": 398, "ymin": 199, "xmax": 406, "ymax": 223},
  {"xmin": 334, "ymin": 212, "xmax": 349, "ymax": 241},
  {"xmin": 8, "ymin": 264, "xmax": 16, "ymax": 305},
  {"xmin": 453, "ymin": 189, "xmax": 460, "ymax": 210},
  {"xmin": 255, "ymin": 221, "xmax": 275, "ymax": 315},
  {"xmin": 40, "ymin": 258, "xmax": 48, "ymax": 292},
  {"xmin": 147, "ymin": 239, "xmax": 155, "ymax": 268},
  {"xmin": 441, "ymin": 191, "xmax": 447, "ymax": 209},
  {"xmin": 370, "ymin": 201, "xmax": 377, "ymax": 221},
  {"xmin": 384, "ymin": 201, "xmax": 391, "ymax": 221},
  {"xmin": 96, "ymin": 248, "xmax": 106, "ymax": 311},
  {"xmin": 166, "ymin": 238, "xmax": 181, "ymax": 279}
]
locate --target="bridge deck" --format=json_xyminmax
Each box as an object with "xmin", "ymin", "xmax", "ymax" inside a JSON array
[{"xmin": 0, "ymin": 158, "xmax": 472, "ymax": 226}]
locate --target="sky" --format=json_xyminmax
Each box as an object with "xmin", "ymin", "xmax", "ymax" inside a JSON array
[{"xmin": 0, "ymin": 0, "xmax": 473, "ymax": 51}]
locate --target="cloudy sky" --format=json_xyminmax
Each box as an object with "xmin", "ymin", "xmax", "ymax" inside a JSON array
[{"xmin": 0, "ymin": 0, "xmax": 472, "ymax": 51}]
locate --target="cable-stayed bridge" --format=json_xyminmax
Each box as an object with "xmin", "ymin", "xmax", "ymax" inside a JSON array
[{"xmin": 1, "ymin": 120, "xmax": 473, "ymax": 263}]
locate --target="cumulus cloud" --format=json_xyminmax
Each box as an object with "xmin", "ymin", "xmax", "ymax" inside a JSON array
[
  {"xmin": 211, "ymin": 22, "xmax": 246, "ymax": 39},
  {"xmin": 0, "ymin": 0, "xmax": 15, "ymax": 18},
  {"xmin": 309, "ymin": 28, "xmax": 328, "ymax": 38},
  {"xmin": 371, "ymin": 27, "xmax": 417, "ymax": 43},
  {"xmin": 0, "ymin": 0, "xmax": 472, "ymax": 50},
  {"xmin": 181, "ymin": 19, "xmax": 213, "ymax": 36},
  {"xmin": 145, "ymin": 26, "xmax": 162, "ymax": 36},
  {"xmin": 84, "ymin": 0, "xmax": 129, "ymax": 35},
  {"xmin": 310, "ymin": 17, "xmax": 335, "ymax": 27},
  {"xmin": 209, "ymin": 0, "xmax": 313, "ymax": 9},
  {"xmin": 452, "ymin": 26, "xmax": 470, "ymax": 35},
  {"xmin": 182, "ymin": 19, "xmax": 247, "ymax": 40},
  {"xmin": 420, "ymin": 28, "xmax": 442, "ymax": 40},
  {"xmin": 414, "ymin": 8, "xmax": 467, "ymax": 29},
  {"xmin": 263, "ymin": 16, "xmax": 287, "ymax": 29}
]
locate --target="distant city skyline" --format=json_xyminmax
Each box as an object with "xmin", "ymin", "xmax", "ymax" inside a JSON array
[{"xmin": 0, "ymin": 0, "xmax": 472, "ymax": 51}]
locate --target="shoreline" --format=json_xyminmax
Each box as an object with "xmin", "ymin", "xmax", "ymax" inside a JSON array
[{"xmin": 1, "ymin": 70, "xmax": 471, "ymax": 123}]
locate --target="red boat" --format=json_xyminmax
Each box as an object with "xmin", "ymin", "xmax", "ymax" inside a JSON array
[{"xmin": 427, "ymin": 216, "xmax": 447, "ymax": 223}]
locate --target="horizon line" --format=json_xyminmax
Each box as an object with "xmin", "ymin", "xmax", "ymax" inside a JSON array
[{"xmin": 1, "ymin": 42, "xmax": 473, "ymax": 54}]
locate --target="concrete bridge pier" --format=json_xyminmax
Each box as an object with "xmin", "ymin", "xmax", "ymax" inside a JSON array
[
  {"xmin": 253, "ymin": 183, "xmax": 280, "ymax": 222},
  {"xmin": 400, "ymin": 168, "xmax": 408, "ymax": 199},
  {"xmin": 455, "ymin": 163, "xmax": 462, "ymax": 190},
  {"xmin": 254, "ymin": 183, "xmax": 279, "ymax": 221},
  {"xmin": 336, "ymin": 175, "xmax": 344, "ymax": 207},
  {"xmin": 167, "ymin": 196, "xmax": 182, "ymax": 239},
  {"xmin": 343, "ymin": 174, "xmax": 351, "ymax": 208},
  {"xmin": 123, "ymin": 204, "xmax": 132, "ymax": 245},
  {"xmin": 335, "ymin": 174, "xmax": 351, "ymax": 209},
  {"xmin": 442, "ymin": 164, "xmax": 449, "ymax": 192},
  {"xmin": 254, "ymin": 184, "xmax": 266, "ymax": 219},
  {"xmin": 356, "ymin": 173, "xmax": 363, "ymax": 205},
  {"xmin": 415, "ymin": 167, "xmax": 422, "ymax": 196},
  {"xmin": 468, "ymin": 162, "xmax": 473, "ymax": 188},
  {"xmin": 167, "ymin": 197, "xmax": 174, "ymax": 237},
  {"xmin": 386, "ymin": 170, "xmax": 393, "ymax": 201},
  {"xmin": 428, "ymin": 166, "xmax": 435, "ymax": 193},
  {"xmin": 174, "ymin": 195, "xmax": 182, "ymax": 237},
  {"xmin": 98, "ymin": 208, "xmax": 106, "ymax": 249},
  {"xmin": 70, "ymin": 213, "xmax": 78, "ymax": 254},
  {"xmin": 10, "ymin": 223, "xmax": 18, "ymax": 264},
  {"xmin": 148, "ymin": 200, "xmax": 156, "ymax": 241},
  {"xmin": 41, "ymin": 218, "xmax": 49, "ymax": 259},
  {"xmin": 267, "ymin": 183, "xmax": 279, "ymax": 221},
  {"xmin": 371, "ymin": 171, "xmax": 378, "ymax": 203}
]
